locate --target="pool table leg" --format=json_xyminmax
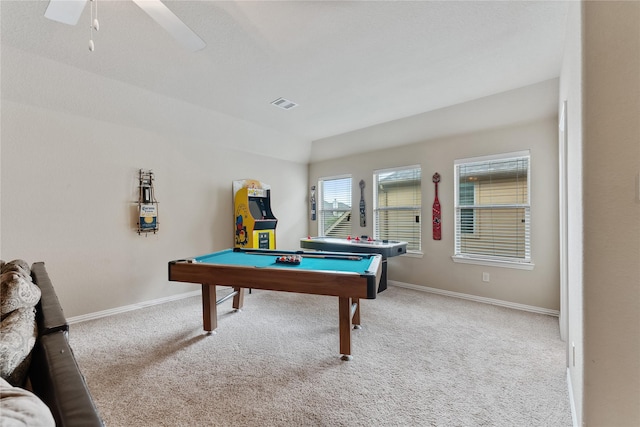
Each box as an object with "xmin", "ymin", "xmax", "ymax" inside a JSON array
[
  {"xmin": 352, "ymin": 297, "xmax": 361, "ymax": 328},
  {"xmin": 232, "ymin": 287, "xmax": 245, "ymax": 310},
  {"xmin": 339, "ymin": 297, "xmax": 361, "ymax": 361},
  {"xmin": 202, "ymin": 283, "xmax": 217, "ymax": 333}
]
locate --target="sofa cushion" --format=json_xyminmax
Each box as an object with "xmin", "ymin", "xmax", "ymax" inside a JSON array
[
  {"xmin": 0, "ymin": 377, "xmax": 55, "ymax": 427},
  {"xmin": 0, "ymin": 308, "xmax": 37, "ymax": 387}
]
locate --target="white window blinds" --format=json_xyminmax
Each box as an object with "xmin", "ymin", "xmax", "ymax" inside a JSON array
[
  {"xmin": 373, "ymin": 166, "xmax": 421, "ymax": 252},
  {"xmin": 454, "ymin": 151, "xmax": 531, "ymax": 264},
  {"xmin": 318, "ymin": 175, "xmax": 352, "ymax": 238}
]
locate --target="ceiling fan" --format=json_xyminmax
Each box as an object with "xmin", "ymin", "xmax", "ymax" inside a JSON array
[{"xmin": 44, "ymin": 0, "xmax": 206, "ymax": 52}]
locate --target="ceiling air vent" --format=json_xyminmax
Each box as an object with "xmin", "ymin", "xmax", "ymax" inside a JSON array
[{"xmin": 271, "ymin": 97, "xmax": 299, "ymax": 110}]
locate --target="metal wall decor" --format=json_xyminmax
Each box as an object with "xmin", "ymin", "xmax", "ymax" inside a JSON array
[{"xmin": 137, "ymin": 169, "xmax": 159, "ymax": 235}]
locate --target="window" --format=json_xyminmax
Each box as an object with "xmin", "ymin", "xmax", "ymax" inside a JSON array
[
  {"xmin": 453, "ymin": 151, "xmax": 532, "ymax": 269},
  {"xmin": 318, "ymin": 175, "xmax": 352, "ymax": 238},
  {"xmin": 459, "ymin": 182, "xmax": 475, "ymax": 234},
  {"xmin": 373, "ymin": 165, "xmax": 421, "ymax": 252}
]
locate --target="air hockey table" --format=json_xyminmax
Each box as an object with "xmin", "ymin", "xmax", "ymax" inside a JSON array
[{"xmin": 300, "ymin": 236, "xmax": 407, "ymax": 292}]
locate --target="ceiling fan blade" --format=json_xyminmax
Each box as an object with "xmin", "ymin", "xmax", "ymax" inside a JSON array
[
  {"xmin": 44, "ymin": 0, "xmax": 88, "ymax": 25},
  {"xmin": 132, "ymin": 0, "xmax": 206, "ymax": 52}
]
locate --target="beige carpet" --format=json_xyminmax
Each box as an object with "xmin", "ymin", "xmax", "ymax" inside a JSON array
[{"xmin": 70, "ymin": 286, "xmax": 571, "ymax": 426}]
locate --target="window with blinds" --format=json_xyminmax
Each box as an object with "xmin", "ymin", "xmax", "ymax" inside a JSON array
[
  {"xmin": 454, "ymin": 151, "xmax": 531, "ymax": 266},
  {"xmin": 318, "ymin": 175, "xmax": 352, "ymax": 238},
  {"xmin": 373, "ymin": 166, "xmax": 421, "ymax": 252}
]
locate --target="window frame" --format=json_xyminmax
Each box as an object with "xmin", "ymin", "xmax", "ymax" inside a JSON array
[
  {"xmin": 373, "ymin": 164, "xmax": 422, "ymax": 254},
  {"xmin": 458, "ymin": 181, "xmax": 477, "ymax": 236},
  {"xmin": 317, "ymin": 174, "xmax": 353, "ymax": 238},
  {"xmin": 452, "ymin": 151, "xmax": 534, "ymax": 270}
]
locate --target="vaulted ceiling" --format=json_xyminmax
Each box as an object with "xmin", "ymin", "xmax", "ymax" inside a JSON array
[{"xmin": 1, "ymin": 1, "xmax": 569, "ymax": 162}]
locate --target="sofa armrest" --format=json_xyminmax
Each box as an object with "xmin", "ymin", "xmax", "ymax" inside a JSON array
[
  {"xmin": 28, "ymin": 331, "xmax": 104, "ymax": 427},
  {"xmin": 30, "ymin": 262, "xmax": 68, "ymax": 335}
]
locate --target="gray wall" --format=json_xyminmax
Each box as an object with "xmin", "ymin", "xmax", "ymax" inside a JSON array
[
  {"xmin": 309, "ymin": 103, "xmax": 560, "ymax": 312},
  {"xmin": 1, "ymin": 55, "xmax": 309, "ymax": 317},
  {"xmin": 581, "ymin": 2, "xmax": 640, "ymax": 425},
  {"xmin": 559, "ymin": 2, "xmax": 640, "ymax": 425}
]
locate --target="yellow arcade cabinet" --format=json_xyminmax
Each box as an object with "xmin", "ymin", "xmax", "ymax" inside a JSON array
[{"xmin": 233, "ymin": 179, "xmax": 277, "ymax": 249}]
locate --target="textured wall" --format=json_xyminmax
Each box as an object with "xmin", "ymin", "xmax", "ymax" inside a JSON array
[
  {"xmin": 309, "ymin": 109, "xmax": 560, "ymax": 312},
  {"xmin": 583, "ymin": 1, "xmax": 640, "ymax": 425},
  {"xmin": 1, "ymin": 54, "xmax": 308, "ymax": 317}
]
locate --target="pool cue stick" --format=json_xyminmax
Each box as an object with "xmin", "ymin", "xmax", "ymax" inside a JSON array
[
  {"xmin": 300, "ymin": 253, "xmax": 363, "ymax": 261},
  {"xmin": 243, "ymin": 250, "xmax": 363, "ymax": 261}
]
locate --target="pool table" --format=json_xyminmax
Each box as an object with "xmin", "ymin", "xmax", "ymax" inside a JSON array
[
  {"xmin": 300, "ymin": 236, "xmax": 407, "ymax": 292},
  {"xmin": 168, "ymin": 248, "xmax": 382, "ymax": 360}
]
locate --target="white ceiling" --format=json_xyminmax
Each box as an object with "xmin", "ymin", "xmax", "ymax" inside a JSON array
[{"xmin": 1, "ymin": 0, "xmax": 569, "ymax": 162}]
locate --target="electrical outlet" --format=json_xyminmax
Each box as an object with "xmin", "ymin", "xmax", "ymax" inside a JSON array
[{"xmin": 482, "ymin": 272, "xmax": 490, "ymax": 282}]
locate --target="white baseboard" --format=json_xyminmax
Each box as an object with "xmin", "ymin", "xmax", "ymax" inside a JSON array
[
  {"xmin": 388, "ymin": 280, "xmax": 560, "ymax": 317},
  {"xmin": 67, "ymin": 290, "xmax": 201, "ymax": 324},
  {"xmin": 68, "ymin": 282, "xmax": 559, "ymax": 325}
]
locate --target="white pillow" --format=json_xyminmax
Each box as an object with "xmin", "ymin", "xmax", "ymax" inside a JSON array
[{"xmin": 0, "ymin": 377, "xmax": 55, "ymax": 427}]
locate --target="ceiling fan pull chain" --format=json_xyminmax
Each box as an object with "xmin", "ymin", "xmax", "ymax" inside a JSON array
[
  {"xmin": 89, "ymin": 0, "xmax": 98, "ymax": 51},
  {"xmin": 45, "ymin": 0, "xmax": 204, "ymax": 52},
  {"xmin": 93, "ymin": 0, "xmax": 99, "ymax": 32}
]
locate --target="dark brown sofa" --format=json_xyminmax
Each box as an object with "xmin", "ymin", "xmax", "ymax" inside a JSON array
[{"xmin": 27, "ymin": 262, "xmax": 104, "ymax": 427}]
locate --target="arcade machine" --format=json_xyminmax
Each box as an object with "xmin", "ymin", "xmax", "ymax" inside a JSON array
[{"xmin": 233, "ymin": 179, "xmax": 278, "ymax": 249}]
